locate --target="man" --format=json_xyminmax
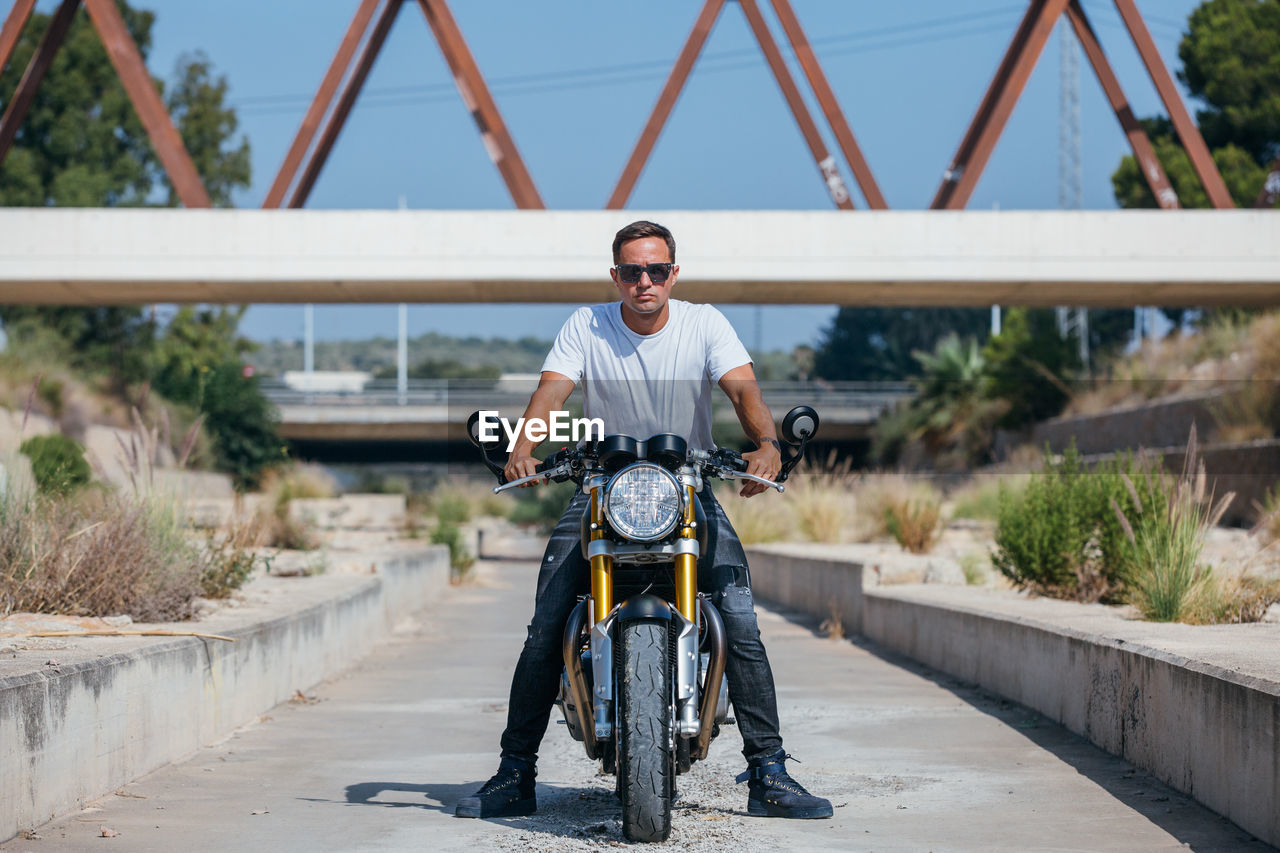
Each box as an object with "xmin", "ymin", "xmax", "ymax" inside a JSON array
[{"xmin": 456, "ymin": 221, "xmax": 832, "ymax": 821}]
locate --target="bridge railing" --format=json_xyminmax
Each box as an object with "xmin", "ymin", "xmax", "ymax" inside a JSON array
[{"xmin": 260, "ymin": 378, "xmax": 914, "ymax": 412}]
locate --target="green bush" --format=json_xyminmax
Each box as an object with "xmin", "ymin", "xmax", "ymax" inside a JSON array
[
  {"xmin": 19, "ymin": 434, "xmax": 91, "ymax": 496},
  {"xmin": 432, "ymin": 521, "xmax": 475, "ymax": 580},
  {"xmin": 432, "ymin": 493, "xmax": 472, "ymax": 525},
  {"xmin": 992, "ymin": 445, "xmax": 1166, "ymax": 600},
  {"xmin": 199, "ymin": 528, "xmax": 261, "ymax": 598},
  {"xmin": 508, "ymin": 480, "xmax": 578, "ymax": 533}
]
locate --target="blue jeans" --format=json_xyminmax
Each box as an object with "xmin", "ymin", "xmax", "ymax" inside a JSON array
[{"xmin": 499, "ymin": 486, "xmax": 784, "ymax": 766}]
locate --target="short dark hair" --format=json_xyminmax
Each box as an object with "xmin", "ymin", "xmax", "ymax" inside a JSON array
[{"xmin": 612, "ymin": 220, "xmax": 676, "ymax": 265}]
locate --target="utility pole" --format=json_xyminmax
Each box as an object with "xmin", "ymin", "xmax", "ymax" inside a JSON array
[
  {"xmin": 397, "ymin": 303, "xmax": 408, "ymax": 405},
  {"xmin": 1056, "ymin": 19, "xmax": 1089, "ymax": 369},
  {"xmin": 304, "ymin": 304, "xmax": 315, "ymax": 375}
]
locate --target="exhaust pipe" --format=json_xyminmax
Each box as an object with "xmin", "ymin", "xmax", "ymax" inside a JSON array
[
  {"xmin": 561, "ymin": 599, "xmax": 599, "ymax": 759},
  {"xmin": 694, "ymin": 596, "xmax": 728, "ymax": 761}
]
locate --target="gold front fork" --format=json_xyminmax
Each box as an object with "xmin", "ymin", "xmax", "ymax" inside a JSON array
[
  {"xmin": 674, "ymin": 485, "xmax": 698, "ymax": 623},
  {"xmin": 589, "ymin": 486, "xmax": 612, "ymax": 624}
]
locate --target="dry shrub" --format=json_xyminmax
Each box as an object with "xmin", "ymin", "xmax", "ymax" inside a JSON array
[
  {"xmin": 786, "ymin": 450, "xmax": 858, "ymax": 543},
  {"xmin": 1247, "ymin": 312, "xmax": 1280, "ymax": 379},
  {"xmin": 854, "ymin": 473, "xmax": 941, "ymax": 543},
  {"xmin": 0, "ymin": 489, "xmax": 204, "ymax": 621},
  {"xmin": 1000, "ymin": 444, "xmax": 1045, "ymax": 472},
  {"xmin": 259, "ymin": 463, "xmax": 337, "ymax": 502},
  {"xmin": 248, "ymin": 501, "xmax": 319, "ymax": 551},
  {"xmin": 818, "ymin": 602, "xmax": 845, "ymax": 639},
  {"xmin": 1253, "ymin": 485, "xmax": 1280, "ymax": 548},
  {"xmin": 429, "ymin": 478, "xmax": 507, "ymax": 520},
  {"xmin": 717, "ymin": 484, "xmax": 791, "ymax": 544},
  {"xmin": 1185, "ymin": 573, "xmax": 1280, "ymax": 624},
  {"xmin": 884, "ymin": 496, "xmax": 942, "ymax": 554},
  {"xmin": 244, "ymin": 464, "xmax": 332, "ymax": 550},
  {"xmin": 1066, "ymin": 324, "xmax": 1237, "ymax": 417}
]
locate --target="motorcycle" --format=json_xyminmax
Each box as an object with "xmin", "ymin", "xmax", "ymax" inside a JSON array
[{"xmin": 466, "ymin": 405, "xmax": 820, "ymax": 843}]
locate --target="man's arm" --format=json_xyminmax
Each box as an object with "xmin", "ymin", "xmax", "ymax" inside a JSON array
[
  {"xmin": 718, "ymin": 363, "xmax": 782, "ymax": 498},
  {"xmin": 503, "ymin": 371, "xmax": 576, "ymax": 486}
]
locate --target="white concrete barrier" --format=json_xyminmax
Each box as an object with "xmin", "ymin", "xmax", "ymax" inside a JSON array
[
  {"xmin": 3, "ymin": 209, "xmax": 1280, "ymax": 306},
  {"xmin": 746, "ymin": 546, "xmax": 1280, "ymax": 848},
  {"xmin": 0, "ymin": 547, "xmax": 448, "ymax": 843}
]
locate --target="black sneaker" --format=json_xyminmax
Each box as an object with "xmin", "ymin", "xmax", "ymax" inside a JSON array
[
  {"xmin": 736, "ymin": 751, "xmax": 833, "ymax": 819},
  {"xmin": 455, "ymin": 760, "xmax": 537, "ymax": 819}
]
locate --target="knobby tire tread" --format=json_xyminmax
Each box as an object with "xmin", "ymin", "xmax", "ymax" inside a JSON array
[{"xmin": 618, "ymin": 620, "xmax": 673, "ymax": 843}]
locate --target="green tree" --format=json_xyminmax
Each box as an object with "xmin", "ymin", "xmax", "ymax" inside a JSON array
[
  {"xmin": 0, "ymin": 3, "xmax": 251, "ymax": 398},
  {"xmin": 0, "ymin": 3, "xmax": 249, "ymax": 206},
  {"xmin": 153, "ymin": 306, "xmax": 254, "ymax": 405},
  {"xmin": 1111, "ymin": 0, "xmax": 1279, "ymax": 209},
  {"xmin": 373, "ymin": 359, "xmax": 500, "ymax": 381},
  {"xmin": 869, "ymin": 334, "xmax": 1009, "ymax": 468},
  {"xmin": 165, "ymin": 51, "xmax": 250, "ymax": 207},
  {"xmin": 813, "ymin": 308, "xmax": 991, "ymax": 381},
  {"xmin": 0, "ymin": 306, "xmax": 155, "ymax": 396},
  {"xmin": 982, "ymin": 308, "xmax": 1079, "ymax": 428},
  {"xmin": 198, "ymin": 362, "xmax": 282, "ymax": 491}
]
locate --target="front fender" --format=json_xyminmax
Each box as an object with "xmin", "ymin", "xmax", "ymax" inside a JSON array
[{"xmin": 616, "ymin": 593, "xmax": 673, "ymax": 622}]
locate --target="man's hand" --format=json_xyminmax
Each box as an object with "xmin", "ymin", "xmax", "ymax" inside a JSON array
[
  {"xmin": 738, "ymin": 440, "xmax": 782, "ymax": 498},
  {"xmin": 503, "ymin": 453, "xmax": 544, "ymax": 488}
]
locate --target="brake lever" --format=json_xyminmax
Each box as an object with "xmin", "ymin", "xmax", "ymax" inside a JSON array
[
  {"xmin": 732, "ymin": 471, "xmax": 785, "ymax": 493},
  {"xmin": 493, "ymin": 463, "xmax": 571, "ymax": 494}
]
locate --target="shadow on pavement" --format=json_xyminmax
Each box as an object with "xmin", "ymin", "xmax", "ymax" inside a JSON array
[
  {"xmin": 771, "ymin": 603, "xmax": 1274, "ymax": 853},
  {"xmin": 336, "ymin": 780, "xmax": 632, "ymax": 840}
]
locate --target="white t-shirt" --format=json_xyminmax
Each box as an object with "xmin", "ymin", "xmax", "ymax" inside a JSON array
[{"xmin": 541, "ymin": 299, "xmax": 751, "ymax": 451}]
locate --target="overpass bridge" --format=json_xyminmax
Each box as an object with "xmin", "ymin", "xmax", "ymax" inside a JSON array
[
  {"xmin": 1, "ymin": 209, "xmax": 1278, "ymax": 307},
  {"xmin": 267, "ymin": 379, "xmax": 911, "ymax": 449}
]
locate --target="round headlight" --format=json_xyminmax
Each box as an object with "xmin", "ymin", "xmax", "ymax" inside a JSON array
[{"xmin": 604, "ymin": 463, "xmax": 682, "ymax": 542}]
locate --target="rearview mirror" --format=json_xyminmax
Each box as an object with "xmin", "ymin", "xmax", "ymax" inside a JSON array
[
  {"xmin": 466, "ymin": 410, "xmax": 501, "ymax": 449},
  {"xmin": 781, "ymin": 406, "xmax": 819, "ymax": 445}
]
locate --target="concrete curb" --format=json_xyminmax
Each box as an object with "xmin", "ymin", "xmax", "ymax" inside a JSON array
[
  {"xmin": 0, "ymin": 547, "xmax": 449, "ymax": 843},
  {"xmin": 746, "ymin": 545, "xmax": 1280, "ymax": 848}
]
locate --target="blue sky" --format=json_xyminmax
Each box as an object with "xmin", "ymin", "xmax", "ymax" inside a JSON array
[{"xmin": 65, "ymin": 0, "xmax": 1206, "ymax": 354}]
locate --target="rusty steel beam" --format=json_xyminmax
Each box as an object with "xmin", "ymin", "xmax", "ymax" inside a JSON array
[
  {"xmin": 416, "ymin": 0, "xmax": 543, "ymax": 209},
  {"xmin": 0, "ymin": 0, "xmax": 38, "ymax": 76},
  {"xmin": 0, "ymin": 0, "xmax": 77, "ymax": 168},
  {"xmin": 737, "ymin": 0, "xmax": 853, "ymax": 209},
  {"xmin": 289, "ymin": 0, "xmax": 403, "ymax": 208},
  {"xmin": 1111, "ymin": 0, "xmax": 1233, "ymax": 209},
  {"xmin": 932, "ymin": 0, "xmax": 1046, "ymax": 209},
  {"xmin": 1066, "ymin": 0, "xmax": 1178, "ymax": 209},
  {"xmin": 1255, "ymin": 154, "xmax": 1280, "ymax": 209},
  {"xmin": 82, "ymin": 0, "xmax": 210, "ymax": 207},
  {"xmin": 932, "ymin": 0, "xmax": 1068, "ymax": 209},
  {"xmin": 769, "ymin": 0, "xmax": 887, "ymax": 209},
  {"xmin": 608, "ymin": 0, "xmax": 725, "ymax": 209},
  {"xmin": 264, "ymin": 0, "xmax": 381, "ymax": 209}
]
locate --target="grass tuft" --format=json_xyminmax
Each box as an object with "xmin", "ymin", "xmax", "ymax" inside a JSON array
[{"xmin": 1112, "ymin": 427, "xmax": 1235, "ymax": 622}]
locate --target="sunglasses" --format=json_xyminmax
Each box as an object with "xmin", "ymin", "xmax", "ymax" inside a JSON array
[{"xmin": 613, "ymin": 262, "xmax": 674, "ymax": 284}]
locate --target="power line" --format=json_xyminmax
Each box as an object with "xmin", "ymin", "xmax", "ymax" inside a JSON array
[
  {"xmin": 233, "ymin": 6, "xmax": 1024, "ymax": 114},
  {"xmin": 237, "ymin": 11, "xmax": 1023, "ymax": 117}
]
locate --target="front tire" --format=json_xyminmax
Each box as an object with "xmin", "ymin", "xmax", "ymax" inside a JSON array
[{"xmin": 617, "ymin": 620, "xmax": 673, "ymax": 843}]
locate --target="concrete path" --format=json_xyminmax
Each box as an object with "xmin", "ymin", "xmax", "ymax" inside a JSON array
[{"xmin": 4, "ymin": 556, "xmax": 1270, "ymax": 853}]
